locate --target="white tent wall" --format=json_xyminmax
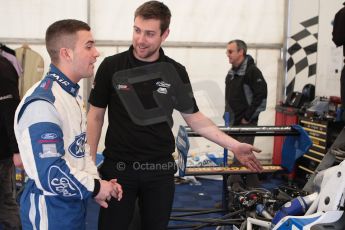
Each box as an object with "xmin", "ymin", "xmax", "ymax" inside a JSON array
[
  {"xmin": 316, "ymin": 0, "xmax": 344, "ymax": 97},
  {"xmin": 285, "ymin": 0, "xmax": 319, "ymax": 95},
  {"xmin": 286, "ymin": 0, "xmax": 344, "ymax": 99},
  {"xmin": 1, "ymin": 0, "xmax": 286, "ymax": 161},
  {"xmin": 0, "ymin": 0, "xmax": 88, "ymax": 38},
  {"xmin": 92, "ymin": 0, "xmax": 284, "ymax": 43}
]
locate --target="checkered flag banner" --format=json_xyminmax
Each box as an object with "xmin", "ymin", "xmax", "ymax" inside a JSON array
[{"xmin": 286, "ymin": 16, "xmax": 318, "ymax": 97}]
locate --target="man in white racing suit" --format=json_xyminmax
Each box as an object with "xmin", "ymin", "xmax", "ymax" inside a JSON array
[{"xmin": 14, "ymin": 19, "xmax": 122, "ymax": 230}]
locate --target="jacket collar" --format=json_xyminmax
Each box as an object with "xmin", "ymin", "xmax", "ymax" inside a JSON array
[
  {"xmin": 228, "ymin": 54, "xmax": 255, "ymax": 79},
  {"xmin": 47, "ymin": 64, "xmax": 80, "ymax": 97}
]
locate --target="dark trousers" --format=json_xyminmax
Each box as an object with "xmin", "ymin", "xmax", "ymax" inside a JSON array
[
  {"xmin": 341, "ymin": 66, "xmax": 345, "ymax": 109},
  {"xmin": 98, "ymin": 159, "xmax": 175, "ymax": 230},
  {"xmin": 232, "ymin": 122, "xmax": 256, "ymax": 157},
  {"xmin": 0, "ymin": 158, "xmax": 21, "ymax": 230},
  {"xmin": 228, "ymin": 122, "xmax": 260, "ymax": 188}
]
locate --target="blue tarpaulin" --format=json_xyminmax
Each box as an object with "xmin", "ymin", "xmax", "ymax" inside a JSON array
[{"xmin": 281, "ymin": 125, "xmax": 312, "ymax": 172}]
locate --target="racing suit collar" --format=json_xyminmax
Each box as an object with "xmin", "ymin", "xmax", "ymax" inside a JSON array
[{"xmin": 48, "ymin": 64, "xmax": 80, "ymax": 97}]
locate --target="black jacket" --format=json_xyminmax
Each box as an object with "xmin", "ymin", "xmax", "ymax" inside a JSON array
[
  {"xmin": 0, "ymin": 56, "xmax": 20, "ymax": 160},
  {"xmin": 332, "ymin": 3, "xmax": 345, "ymax": 56},
  {"xmin": 225, "ymin": 55, "xmax": 267, "ymax": 125}
]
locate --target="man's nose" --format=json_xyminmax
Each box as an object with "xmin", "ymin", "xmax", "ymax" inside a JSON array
[{"xmin": 138, "ymin": 33, "xmax": 146, "ymax": 43}]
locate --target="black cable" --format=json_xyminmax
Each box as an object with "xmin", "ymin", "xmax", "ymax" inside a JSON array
[
  {"xmin": 172, "ymin": 208, "xmax": 223, "ymax": 212},
  {"xmin": 168, "ymin": 223, "xmax": 201, "ymax": 229},
  {"xmin": 190, "ymin": 209, "xmax": 246, "ymax": 230},
  {"xmin": 171, "ymin": 209, "xmax": 225, "ymax": 217},
  {"xmin": 170, "ymin": 216, "xmax": 243, "ymax": 224}
]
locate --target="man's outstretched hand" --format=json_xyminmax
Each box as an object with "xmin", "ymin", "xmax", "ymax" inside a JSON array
[{"xmin": 231, "ymin": 143, "xmax": 263, "ymax": 172}]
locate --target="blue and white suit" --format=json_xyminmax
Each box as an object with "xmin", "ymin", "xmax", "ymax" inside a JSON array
[{"xmin": 14, "ymin": 64, "xmax": 99, "ymax": 230}]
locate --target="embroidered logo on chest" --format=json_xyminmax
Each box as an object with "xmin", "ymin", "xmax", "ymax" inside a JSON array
[
  {"xmin": 156, "ymin": 81, "xmax": 171, "ymax": 95},
  {"xmin": 68, "ymin": 133, "xmax": 86, "ymax": 158}
]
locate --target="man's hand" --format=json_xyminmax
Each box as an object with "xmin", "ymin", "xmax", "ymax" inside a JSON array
[
  {"xmin": 109, "ymin": 179, "xmax": 123, "ymax": 201},
  {"xmin": 95, "ymin": 180, "xmax": 116, "ymax": 208},
  {"xmin": 231, "ymin": 143, "xmax": 263, "ymax": 172},
  {"xmin": 240, "ymin": 118, "xmax": 250, "ymax": 125},
  {"xmin": 94, "ymin": 179, "xmax": 123, "ymax": 208},
  {"xmin": 13, "ymin": 153, "xmax": 23, "ymax": 169},
  {"xmin": 94, "ymin": 197, "xmax": 109, "ymax": 208}
]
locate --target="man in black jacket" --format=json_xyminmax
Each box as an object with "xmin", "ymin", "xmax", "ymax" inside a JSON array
[
  {"xmin": 225, "ymin": 40, "xmax": 267, "ymax": 128},
  {"xmin": 332, "ymin": 2, "xmax": 345, "ymax": 119},
  {"xmin": 225, "ymin": 39, "xmax": 267, "ymax": 190},
  {"xmin": 87, "ymin": 2, "xmax": 263, "ymax": 229},
  {"xmin": 0, "ymin": 55, "xmax": 21, "ymax": 229}
]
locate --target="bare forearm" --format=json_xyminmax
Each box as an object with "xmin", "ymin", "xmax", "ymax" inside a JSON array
[
  {"xmin": 182, "ymin": 111, "xmax": 262, "ymax": 172},
  {"xmin": 182, "ymin": 111, "xmax": 240, "ymax": 151},
  {"xmin": 87, "ymin": 121, "xmax": 103, "ymax": 161},
  {"xmin": 86, "ymin": 106, "xmax": 105, "ymax": 162}
]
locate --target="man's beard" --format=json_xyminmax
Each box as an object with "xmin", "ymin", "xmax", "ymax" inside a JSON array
[{"xmin": 135, "ymin": 46, "xmax": 159, "ymax": 60}]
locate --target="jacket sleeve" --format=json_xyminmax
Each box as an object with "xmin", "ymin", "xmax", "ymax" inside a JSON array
[
  {"xmin": 4, "ymin": 99, "xmax": 20, "ymax": 155},
  {"xmin": 224, "ymin": 74, "xmax": 230, "ymax": 112},
  {"xmin": 244, "ymin": 67, "xmax": 267, "ymax": 121},
  {"xmin": 88, "ymin": 57, "xmax": 112, "ymax": 108},
  {"xmin": 15, "ymin": 100, "xmax": 96, "ymax": 200}
]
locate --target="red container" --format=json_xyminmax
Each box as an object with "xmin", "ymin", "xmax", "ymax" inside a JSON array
[{"xmin": 273, "ymin": 105, "xmax": 299, "ymax": 165}]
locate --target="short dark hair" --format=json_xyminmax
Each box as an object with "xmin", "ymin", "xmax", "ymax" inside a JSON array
[
  {"xmin": 134, "ymin": 1, "xmax": 171, "ymax": 35},
  {"xmin": 228, "ymin": 39, "xmax": 247, "ymax": 55},
  {"xmin": 45, "ymin": 19, "xmax": 90, "ymax": 63}
]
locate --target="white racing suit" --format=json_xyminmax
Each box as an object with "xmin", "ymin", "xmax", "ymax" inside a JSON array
[{"xmin": 14, "ymin": 65, "xmax": 99, "ymax": 230}]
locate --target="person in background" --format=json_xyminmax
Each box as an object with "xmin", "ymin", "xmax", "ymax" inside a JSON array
[
  {"xmin": 332, "ymin": 2, "xmax": 345, "ymax": 121},
  {"xmin": 0, "ymin": 54, "xmax": 21, "ymax": 230},
  {"xmin": 87, "ymin": 1, "xmax": 263, "ymax": 229},
  {"xmin": 224, "ymin": 39, "xmax": 267, "ymax": 190},
  {"xmin": 13, "ymin": 19, "xmax": 122, "ymax": 230}
]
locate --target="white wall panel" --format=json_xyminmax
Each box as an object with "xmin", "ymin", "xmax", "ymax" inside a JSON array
[
  {"xmin": 255, "ymin": 49, "xmax": 281, "ymax": 160},
  {"xmin": 0, "ymin": 0, "xmax": 87, "ymax": 38},
  {"xmin": 91, "ymin": 0, "xmax": 285, "ymax": 43},
  {"xmin": 285, "ymin": 0, "xmax": 343, "ymax": 99},
  {"xmin": 316, "ymin": 0, "xmax": 344, "ymax": 97},
  {"xmin": 285, "ymin": 0, "xmax": 319, "ymax": 96}
]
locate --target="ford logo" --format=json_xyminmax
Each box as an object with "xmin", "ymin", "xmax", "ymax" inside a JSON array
[{"xmin": 41, "ymin": 133, "xmax": 58, "ymax": 140}]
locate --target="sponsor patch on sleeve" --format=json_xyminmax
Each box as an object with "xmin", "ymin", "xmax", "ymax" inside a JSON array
[{"xmin": 39, "ymin": 143, "xmax": 61, "ymax": 158}]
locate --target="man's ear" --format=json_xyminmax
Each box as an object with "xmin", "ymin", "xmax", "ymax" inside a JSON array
[
  {"xmin": 60, "ymin": 48, "xmax": 73, "ymax": 61},
  {"xmin": 161, "ymin": 28, "xmax": 170, "ymax": 42},
  {"xmin": 239, "ymin": 49, "xmax": 245, "ymax": 56}
]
